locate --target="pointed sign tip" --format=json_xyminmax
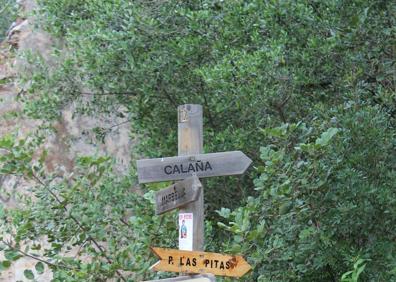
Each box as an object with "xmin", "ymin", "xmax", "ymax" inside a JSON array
[
  {"xmin": 241, "ymin": 260, "xmax": 253, "ymax": 276},
  {"xmin": 150, "ymin": 247, "xmax": 161, "ymax": 258}
]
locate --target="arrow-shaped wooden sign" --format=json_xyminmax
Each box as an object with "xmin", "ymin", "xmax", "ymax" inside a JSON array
[
  {"xmin": 150, "ymin": 247, "xmax": 252, "ymax": 278},
  {"xmin": 155, "ymin": 176, "xmax": 202, "ymax": 215},
  {"xmin": 137, "ymin": 151, "xmax": 252, "ymax": 184}
]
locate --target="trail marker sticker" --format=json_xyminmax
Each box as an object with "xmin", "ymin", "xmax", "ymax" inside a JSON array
[
  {"xmin": 150, "ymin": 247, "xmax": 252, "ymax": 278},
  {"xmin": 179, "ymin": 213, "xmax": 193, "ymax": 251}
]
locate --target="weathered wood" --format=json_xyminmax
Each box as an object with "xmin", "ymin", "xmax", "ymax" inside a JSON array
[
  {"xmin": 155, "ymin": 175, "xmax": 202, "ymax": 215},
  {"xmin": 137, "ymin": 151, "xmax": 252, "ymax": 184},
  {"xmin": 144, "ymin": 274, "xmax": 215, "ymax": 282},
  {"xmin": 178, "ymin": 104, "xmax": 204, "ymax": 252},
  {"xmin": 151, "ymin": 247, "xmax": 252, "ymax": 278}
]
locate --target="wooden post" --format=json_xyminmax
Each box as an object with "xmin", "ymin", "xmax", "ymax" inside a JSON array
[
  {"xmin": 140, "ymin": 105, "xmax": 252, "ymax": 280},
  {"xmin": 178, "ymin": 104, "xmax": 204, "ymax": 251}
]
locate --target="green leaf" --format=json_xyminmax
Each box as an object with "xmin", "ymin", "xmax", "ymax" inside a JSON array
[
  {"xmin": 279, "ymin": 202, "xmax": 292, "ymax": 215},
  {"xmin": 216, "ymin": 207, "xmax": 231, "ymax": 219},
  {"xmin": 354, "ymin": 261, "xmax": 367, "ymax": 280},
  {"xmin": 4, "ymin": 250, "xmax": 22, "ymax": 261},
  {"xmin": 24, "ymin": 269, "xmax": 34, "ymax": 280},
  {"xmin": 35, "ymin": 261, "xmax": 45, "ymax": 274},
  {"xmin": 315, "ymin": 128, "xmax": 339, "ymax": 146},
  {"xmin": 0, "ymin": 135, "xmax": 14, "ymax": 149},
  {"xmin": 0, "ymin": 260, "xmax": 11, "ymax": 271},
  {"xmin": 341, "ymin": 270, "xmax": 353, "ymax": 282}
]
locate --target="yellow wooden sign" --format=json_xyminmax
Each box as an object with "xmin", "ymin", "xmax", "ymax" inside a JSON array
[{"xmin": 150, "ymin": 247, "xmax": 252, "ymax": 278}]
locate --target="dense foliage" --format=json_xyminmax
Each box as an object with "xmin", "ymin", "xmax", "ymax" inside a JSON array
[
  {"xmin": 1, "ymin": 0, "xmax": 395, "ymax": 281},
  {"xmin": 0, "ymin": 0, "xmax": 17, "ymax": 42}
]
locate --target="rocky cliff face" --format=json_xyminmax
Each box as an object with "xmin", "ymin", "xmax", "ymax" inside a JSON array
[{"xmin": 0, "ymin": 1, "xmax": 132, "ymax": 280}]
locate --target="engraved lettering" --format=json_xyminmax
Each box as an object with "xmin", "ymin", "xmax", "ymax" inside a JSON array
[
  {"xmin": 188, "ymin": 163, "xmax": 195, "ymax": 172},
  {"xmin": 195, "ymin": 161, "xmax": 204, "ymax": 171},
  {"xmin": 164, "ymin": 165, "xmax": 172, "ymax": 175},
  {"xmin": 173, "ymin": 165, "xmax": 180, "ymax": 174},
  {"xmin": 204, "ymin": 259, "xmax": 210, "ymax": 267},
  {"xmin": 163, "ymin": 161, "xmax": 213, "ymax": 175},
  {"xmin": 181, "ymin": 164, "xmax": 188, "ymax": 173}
]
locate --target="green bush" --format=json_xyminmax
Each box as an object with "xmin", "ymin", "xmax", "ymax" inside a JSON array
[
  {"xmin": 1, "ymin": 0, "xmax": 395, "ymax": 280},
  {"xmin": 0, "ymin": 132, "xmax": 176, "ymax": 281},
  {"xmin": 0, "ymin": 0, "xmax": 17, "ymax": 41}
]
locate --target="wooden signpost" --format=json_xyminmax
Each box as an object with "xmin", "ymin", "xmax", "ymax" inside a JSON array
[
  {"xmin": 137, "ymin": 104, "xmax": 252, "ymax": 280},
  {"xmin": 150, "ymin": 248, "xmax": 252, "ymax": 278},
  {"xmin": 155, "ymin": 176, "xmax": 202, "ymax": 215},
  {"xmin": 137, "ymin": 151, "xmax": 252, "ymax": 184}
]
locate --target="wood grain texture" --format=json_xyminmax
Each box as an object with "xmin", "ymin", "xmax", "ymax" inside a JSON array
[
  {"xmin": 155, "ymin": 176, "xmax": 202, "ymax": 215},
  {"xmin": 151, "ymin": 247, "xmax": 252, "ymax": 278},
  {"xmin": 178, "ymin": 104, "xmax": 204, "ymax": 252},
  {"xmin": 137, "ymin": 151, "xmax": 252, "ymax": 184}
]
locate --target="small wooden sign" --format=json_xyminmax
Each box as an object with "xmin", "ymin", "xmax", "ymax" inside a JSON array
[
  {"xmin": 150, "ymin": 247, "xmax": 252, "ymax": 278},
  {"xmin": 155, "ymin": 176, "xmax": 202, "ymax": 215},
  {"xmin": 137, "ymin": 151, "xmax": 252, "ymax": 184}
]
